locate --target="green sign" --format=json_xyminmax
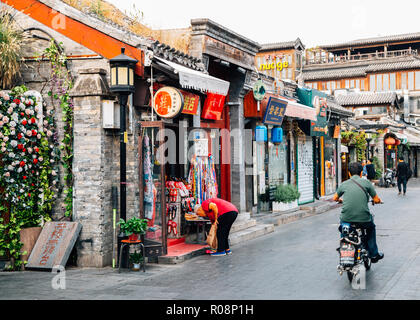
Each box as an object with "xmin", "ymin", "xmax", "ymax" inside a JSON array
[
  {"xmin": 310, "ymin": 95, "xmax": 329, "ymax": 136},
  {"xmin": 253, "ymin": 79, "xmax": 266, "ymax": 101}
]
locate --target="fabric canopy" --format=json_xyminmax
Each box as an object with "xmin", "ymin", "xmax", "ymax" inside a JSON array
[
  {"xmin": 280, "ymin": 96, "xmax": 317, "ymax": 121},
  {"xmin": 154, "ymin": 57, "xmax": 230, "ymax": 96}
]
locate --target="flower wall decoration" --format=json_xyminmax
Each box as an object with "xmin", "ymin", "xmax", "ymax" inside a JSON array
[{"xmin": 0, "ymin": 85, "xmax": 61, "ymax": 268}]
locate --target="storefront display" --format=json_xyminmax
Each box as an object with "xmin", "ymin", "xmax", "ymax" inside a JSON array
[
  {"xmin": 324, "ymin": 136, "xmax": 337, "ymax": 195},
  {"xmin": 139, "ymin": 122, "xmax": 167, "ymax": 257},
  {"xmin": 188, "ymin": 154, "xmax": 219, "ymax": 205},
  {"xmin": 297, "ymin": 134, "xmax": 314, "ymax": 205}
]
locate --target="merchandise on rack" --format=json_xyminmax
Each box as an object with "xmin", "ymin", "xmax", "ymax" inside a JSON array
[
  {"xmin": 187, "ymin": 154, "xmax": 218, "ymax": 205},
  {"xmin": 165, "ymin": 178, "xmax": 196, "ymax": 238}
]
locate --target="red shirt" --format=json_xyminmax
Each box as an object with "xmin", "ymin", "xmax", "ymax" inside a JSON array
[{"xmin": 201, "ymin": 198, "xmax": 238, "ymax": 223}]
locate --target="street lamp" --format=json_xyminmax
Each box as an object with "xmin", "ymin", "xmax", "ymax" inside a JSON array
[
  {"xmin": 365, "ymin": 132, "xmax": 373, "ymax": 160},
  {"xmin": 109, "ymin": 47, "xmax": 137, "ymax": 223},
  {"xmin": 109, "ymin": 47, "xmax": 137, "ymax": 269}
]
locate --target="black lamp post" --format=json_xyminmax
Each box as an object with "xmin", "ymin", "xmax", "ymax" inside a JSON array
[
  {"xmin": 109, "ymin": 47, "xmax": 137, "ymax": 222},
  {"xmin": 110, "ymin": 48, "xmax": 137, "ymax": 268},
  {"xmin": 365, "ymin": 132, "xmax": 373, "ymax": 160}
]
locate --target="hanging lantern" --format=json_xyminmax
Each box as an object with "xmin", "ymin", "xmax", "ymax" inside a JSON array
[
  {"xmin": 395, "ymin": 139, "xmax": 401, "ymax": 146},
  {"xmin": 384, "ymin": 137, "xmax": 396, "ymax": 145}
]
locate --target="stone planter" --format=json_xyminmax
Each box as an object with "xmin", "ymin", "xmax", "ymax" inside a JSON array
[
  {"xmin": 272, "ymin": 200, "xmax": 298, "ymax": 212},
  {"xmin": 19, "ymin": 226, "xmax": 42, "ymax": 268}
]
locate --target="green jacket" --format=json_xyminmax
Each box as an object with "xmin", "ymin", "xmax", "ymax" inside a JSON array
[{"xmin": 336, "ymin": 175, "xmax": 377, "ymax": 223}]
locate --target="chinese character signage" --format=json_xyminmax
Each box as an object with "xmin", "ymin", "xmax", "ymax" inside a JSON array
[
  {"xmin": 180, "ymin": 91, "xmax": 200, "ymax": 115},
  {"xmin": 26, "ymin": 222, "xmax": 82, "ymax": 269},
  {"xmin": 310, "ymin": 96, "xmax": 329, "ymax": 137},
  {"xmin": 153, "ymin": 86, "xmax": 184, "ymax": 119},
  {"xmin": 201, "ymin": 93, "xmax": 226, "ymax": 120},
  {"xmin": 262, "ymin": 97, "xmax": 288, "ymax": 125}
]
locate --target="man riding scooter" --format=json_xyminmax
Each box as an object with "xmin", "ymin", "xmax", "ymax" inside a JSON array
[{"xmin": 333, "ymin": 162, "xmax": 384, "ymax": 263}]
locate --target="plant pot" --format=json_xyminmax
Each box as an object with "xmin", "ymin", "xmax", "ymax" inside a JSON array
[
  {"xmin": 128, "ymin": 234, "xmax": 139, "ymax": 241},
  {"xmin": 131, "ymin": 263, "xmax": 140, "ymax": 271},
  {"xmin": 272, "ymin": 200, "xmax": 298, "ymax": 212},
  {"xmin": 19, "ymin": 226, "xmax": 42, "ymax": 268}
]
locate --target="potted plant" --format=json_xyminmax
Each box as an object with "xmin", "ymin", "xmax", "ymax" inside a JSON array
[
  {"xmin": 129, "ymin": 251, "xmax": 143, "ymax": 271},
  {"xmin": 117, "ymin": 217, "xmax": 148, "ymax": 241},
  {"xmin": 272, "ymin": 184, "xmax": 301, "ymax": 212}
]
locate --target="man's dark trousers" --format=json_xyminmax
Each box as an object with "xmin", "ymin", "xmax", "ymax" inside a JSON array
[{"xmin": 398, "ymin": 176, "xmax": 407, "ymax": 194}]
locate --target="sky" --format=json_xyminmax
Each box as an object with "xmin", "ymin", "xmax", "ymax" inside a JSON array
[{"xmin": 106, "ymin": 0, "xmax": 420, "ymax": 48}]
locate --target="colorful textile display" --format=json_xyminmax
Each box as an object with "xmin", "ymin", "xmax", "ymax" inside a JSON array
[
  {"xmin": 143, "ymin": 133, "xmax": 156, "ymax": 221},
  {"xmin": 188, "ymin": 154, "xmax": 218, "ymax": 205}
]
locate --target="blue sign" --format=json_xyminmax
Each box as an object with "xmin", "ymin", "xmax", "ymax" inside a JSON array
[{"xmin": 262, "ymin": 97, "xmax": 288, "ymax": 126}]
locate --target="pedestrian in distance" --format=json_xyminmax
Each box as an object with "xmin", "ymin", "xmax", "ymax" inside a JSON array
[
  {"xmin": 396, "ymin": 157, "xmax": 411, "ymax": 196},
  {"xmin": 362, "ymin": 160, "xmax": 368, "ymax": 179},
  {"xmin": 366, "ymin": 159, "xmax": 376, "ymax": 182},
  {"xmin": 194, "ymin": 198, "xmax": 238, "ymax": 256}
]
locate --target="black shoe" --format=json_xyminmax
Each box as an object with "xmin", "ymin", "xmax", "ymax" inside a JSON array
[{"xmin": 371, "ymin": 253, "xmax": 384, "ymax": 263}]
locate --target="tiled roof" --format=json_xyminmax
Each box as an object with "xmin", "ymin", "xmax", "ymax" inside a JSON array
[
  {"xmin": 151, "ymin": 41, "xmax": 206, "ymax": 72},
  {"xmin": 320, "ymin": 32, "xmax": 420, "ymax": 50},
  {"xmin": 302, "ymin": 56, "xmax": 420, "ymax": 81},
  {"xmin": 335, "ymin": 92, "xmax": 398, "ymax": 106},
  {"xmin": 365, "ymin": 59, "xmax": 420, "ymax": 72},
  {"xmin": 326, "ymin": 100, "xmax": 353, "ymax": 117},
  {"xmin": 259, "ymin": 38, "xmax": 305, "ymax": 51},
  {"xmin": 303, "ymin": 67, "xmax": 367, "ymax": 80}
]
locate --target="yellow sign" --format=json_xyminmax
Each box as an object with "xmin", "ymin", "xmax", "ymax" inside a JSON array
[
  {"xmin": 124, "ymin": 131, "xmax": 128, "ymax": 143},
  {"xmin": 259, "ymin": 61, "xmax": 289, "ymax": 71}
]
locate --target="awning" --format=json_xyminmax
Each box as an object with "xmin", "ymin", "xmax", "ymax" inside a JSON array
[
  {"xmin": 154, "ymin": 57, "xmax": 230, "ymax": 96},
  {"xmin": 399, "ymin": 132, "xmax": 420, "ymax": 146},
  {"xmin": 280, "ymin": 96, "xmax": 317, "ymax": 121}
]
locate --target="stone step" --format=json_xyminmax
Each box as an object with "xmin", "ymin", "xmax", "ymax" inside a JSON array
[
  {"xmin": 229, "ymin": 223, "xmax": 275, "ymax": 246},
  {"xmin": 230, "ymin": 218, "xmax": 257, "ymax": 233}
]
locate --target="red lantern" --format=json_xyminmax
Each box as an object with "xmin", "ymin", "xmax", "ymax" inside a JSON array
[
  {"xmin": 384, "ymin": 137, "xmax": 396, "ymax": 145},
  {"xmin": 395, "ymin": 139, "xmax": 401, "ymax": 146}
]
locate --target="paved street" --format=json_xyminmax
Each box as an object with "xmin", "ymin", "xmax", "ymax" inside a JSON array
[{"xmin": 1, "ymin": 179, "xmax": 420, "ymax": 300}]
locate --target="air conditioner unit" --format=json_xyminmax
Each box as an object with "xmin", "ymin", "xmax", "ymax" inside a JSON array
[
  {"xmin": 416, "ymin": 118, "xmax": 420, "ymax": 126},
  {"xmin": 102, "ymin": 100, "xmax": 120, "ymax": 129}
]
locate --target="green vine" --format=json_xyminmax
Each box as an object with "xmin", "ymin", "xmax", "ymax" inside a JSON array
[
  {"xmin": 39, "ymin": 40, "xmax": 74, "ymax": 218},
  {"xmin": 341, "ymin": 130, "xmax": 367, "ymax": 161}
]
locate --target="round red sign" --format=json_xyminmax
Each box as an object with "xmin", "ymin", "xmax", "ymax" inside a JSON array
[{"xmin": 153, "ymin": 86, "xmax": 184, "ymax": 118}]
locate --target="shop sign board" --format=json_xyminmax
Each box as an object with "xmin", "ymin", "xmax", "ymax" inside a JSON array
[
  {"xmin": 253, "ymin": 79, "xmax": 266, "ymax": 101},
  {"xmin": 181, "ymin": 91, "xmax": 200, "ymax": 115},
  {"xmin": 201, "ymin": 93, "xmax": 226, "ymax": 120},
  {"xmin": 26, "ymin": 221, "xmax": 82, "ymax": 269},
  {"xmin": 153, "ymin": 86, "xmax": 184, "ymax": 119},
  {"xmin": 262, "ymin": 97, "xmax": 288, "ymax": 125},
  {"xmin": 333, "ymin": 125, "xmax": 340, "ymax": 139},
  {"xmin": 194, "ymin": 138, "xmax": 209, "ymax": 157},
  {"xmin": 310, "ymin": 96, "xmax": 329, "ymax": 137}
]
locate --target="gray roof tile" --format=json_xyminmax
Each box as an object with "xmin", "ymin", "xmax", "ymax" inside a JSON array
[
  {"xmin": 320, "ymin": 32, "xmax": 420, "ymax": 50},
  {"xmin": 335, "ymin": 92, "xmax": 398, "ymax": 106}
]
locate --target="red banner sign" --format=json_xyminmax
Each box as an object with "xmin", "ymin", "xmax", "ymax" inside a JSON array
[
  {"xmin": 180, "ymin": 91, "xmax": 200, "ymax": 115},
  {"xmin": 201, "ymin": 93, "xmax": 226, "ymax": 120}
]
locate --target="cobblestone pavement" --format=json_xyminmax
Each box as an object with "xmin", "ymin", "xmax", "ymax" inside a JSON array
[{"xmin": 1, "ymin": 179, "xmax": 420, "ymax": 300}]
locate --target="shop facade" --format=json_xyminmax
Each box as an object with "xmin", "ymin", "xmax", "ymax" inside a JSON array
[
  {"xmin": 243, "ymin": 79, "xmax": 317, "ymax": 212},
  {"xmin": 297, "ymin": 88, "xmax": 351, "ymax": 199},
  {"xmin": 132, "ymin": 50, "xmax": 231, "ymax": 257}
]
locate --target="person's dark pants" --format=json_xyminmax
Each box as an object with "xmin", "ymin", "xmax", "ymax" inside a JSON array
[
  {"xmin": 340, "ymin": 220, "xmax": 379, "ymax": 258},
  {"xmin": 397, "ymin": 177, "xmax": 407, "ymax": 194},
  {"xmin": 216, "ymin": 211, "xmax": 238, "ymax": 252}
]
